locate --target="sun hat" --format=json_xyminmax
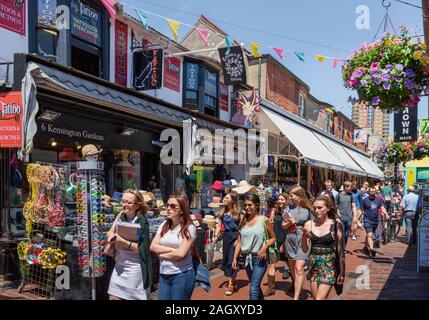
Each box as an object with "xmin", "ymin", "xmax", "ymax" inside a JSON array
[
  {"xmin": 211, "ymin": 180, "xmax": 225, "ymax": 191},
  {"xmin": 111, "ymin": 192, "xmax": 123, "ymax": 203},
  {"xmin": 202, "ymin": 214, "xmax": 217, "ymax": 229},
  {"xmin": 139, "ymin": 190, "xmax": 152, "ymax": 204},
  {"xmin": 59, "ymin": 147, "xmax": 81, "ymax": 161},
  {"xmin": 81, "ymin": 144, "xmax": 102, "ymax": 158},
  {"xmin": 222, "ymin": 179, "xmax": 238, "ymax": 189},
  {"xmin": 233, "ymin": 180, "xmax": 256, "ymax": 195},
  {"xmin": 208, "ymin": 196, "xmax": 222, "ymax": 208}
]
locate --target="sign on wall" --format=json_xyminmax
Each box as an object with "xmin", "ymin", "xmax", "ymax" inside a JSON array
[
  {"xmin": 231, "ymin": 89, "xmax": 260, "ymax": 128},
  {"xmin": 394, "ymin": 106, "xmax": 418, "ymax": 142},
  {"xmin": 353, "ymin": 129, "xmax": 368, "ymax": 144},
  {"xmin": 133, "ymin": 49, "xmax": 163, "ymax": 90},
  {"xmin": 220, "ymin": 83, "xmax": 228, "ymax": 112},
  {"xmin": 0, "ymin": 92, "xmax": 23, "ymax": 148},
  {"xmin": 163, "ymin": 55, "xmax": 180, "ymax": 92},
  {"xmin": 71, "ymin": 0, "xmax": 101, "ymax": 46},
  {"xmin": 218, "ymin": 46, "xmax": 247, "ymax": 85},
  {"xmin": 185, "ymin": 63, "xmax": 199, "ymax": 90},
  {"xmin": 38, "ymin": 0, "xmax": 57, "ymax": 29},
  {"xmin": 115, "ymin": 20, "xmax": 128, "ymax": 87},
  {"xmin": 0, "ymin": 0, "xmax": 25, "ymax": 35}
]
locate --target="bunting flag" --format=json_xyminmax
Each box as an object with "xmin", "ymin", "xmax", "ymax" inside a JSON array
[
  {"xmin": 166, "ymin": 18, "xmax": 181, "ymax": 42},
  {"xmin": 250, "ymin": 42, "xmax": 262, "ymax": 58},
  {"xmin": 224, "ymin": 35, "xmax": 233, "ymax": 54},
  {"xmin": 102, "ymin": 0, "xmax": 116, "ymax": 20},
  {"xmin": 315, "ymin": 55, "xmax": 326, "ymax": 63},
  {"xmin": 135, "ymin": 9, "xmax": 149, "ymax": 30},
  {"xmin": 273, "ymin": 48, "xmax": 285, "ymax": 60},
  {"xmin": 332, "ymin": 59, "xmax": 340, "ymax": 69},
  {"xmin": 326, "ymin": 108, "xmax": 334, "ymax": 115},
  {"xmin": 196, "ymin": 28, "xmax": 209, "ymax": 47},
  {"xmin": 330, "ymin": 120, "xmax": 333, "ymax": 127},
  {"xmin": 294, "ymin": 52, "xmax": 305, "ymax": 62}
]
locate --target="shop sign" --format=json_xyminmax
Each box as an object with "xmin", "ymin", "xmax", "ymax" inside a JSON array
[
  {"xmin": 133, "ymin": 49, "xmax": 163, "ymax": 90},
  {"xmin": 70, "ymin": 0, "xmax": 101, "ymax": 46},
  {"xmin": 0, "ymin": 0, "xmax": 25, "ymax": 35},
  {"xmin": 394, "ymin": 106, "xmax": 418, "ymax": 142},
  {"xmin": 163, "ymin": 55, "xmax": 180, "ymax": 92},
  {"xmin": 204, "ymin": 69, "xmax": 217, "ymax": 97},
  {"xmin": 418, "ymin": 212, "xmax": 429, "ymax": 270},
  {"xmin": 39, "ymin": 122, "xmax": 105, "ymax": 141},
  {"xmin": 38, "ymin": 0, "xmax": 57, "ymax": 29},
  {"xmin": 115, "ymin": 19, "xmax": 128, "ymax": 87},
  {"xmin": 353, "ymin": 129, "xmax": 368, "ymax": 144},
  {"xmin": 185, "ymin": 63, "xmax": 199, "ymax": 90},
  {"xmin": 0, "ymin": 91, "xmax": 22, "ymax": 148},
  {"xmin": 231, "ymin": 89, "xmax": 260, "ymax": 129},
  {"xmin": 220, "ymin": 83, "xmax": 228, "ymax": 112},
  {"xmin": 218, "ymin": 46, "xmax": 247, "ymax": 85}
]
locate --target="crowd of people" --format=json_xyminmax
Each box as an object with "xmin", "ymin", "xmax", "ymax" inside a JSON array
[{"xmin": 101, "ymin": 178, "xmax": 420, "ymax": 301}]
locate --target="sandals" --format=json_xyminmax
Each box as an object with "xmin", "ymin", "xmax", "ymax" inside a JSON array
[{"xmin": 225, "ymin": 282, "xmax": 237, "ymax": 296}]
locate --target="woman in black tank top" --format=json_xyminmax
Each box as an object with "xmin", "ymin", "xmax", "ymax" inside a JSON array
[{"xmin": 301, "ymin": 195, "xmax": 345, "ymax": 300}]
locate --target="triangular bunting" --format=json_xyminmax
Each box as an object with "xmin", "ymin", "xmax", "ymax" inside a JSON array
[
  {"xmin": 326, "ymin": 108, "xmax": 334, "ymax": 115},
  {"xmin": 166, "ymin": 18, "xmax": 181, "ymax": 42},
  {"xmin": 102, "ymin": 0, "xmax": 116, "ymax": 20},
  {"xmin": 294, "ymin": 52, "xmax": 305, "ymax": 62},
  {"xmin": 224, "ymin": 35, "xmax": 233, "ymax": 54},
  {"xmin": 196, "ymin": 28, "xmax": 209, "ymax": 47},
  {"xmin": 273, "ymin": 48, "xmax": 285, "ymax": 60},
  {"xmin": 315, "ymin": 55, "xmax": 326, "ymax": 63},
  {"xmin": 135, "ymin": 9, "xmax": 149, "ymax": 30},
  {"xmin": 333, "ymin": 59, "xmax": 340, "ymax": 69},
  {"xmin": 250, "ymin": 42, "xmax": 262, "ymax": 58}
]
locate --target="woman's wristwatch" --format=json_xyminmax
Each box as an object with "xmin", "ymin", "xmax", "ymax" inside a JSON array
[{"xmin": 128, "ymin": 241, "xmax": 132, "ymax": 249}]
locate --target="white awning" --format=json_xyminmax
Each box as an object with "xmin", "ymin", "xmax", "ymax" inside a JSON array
[
  {"xmin": 314, "ymin": 133, "xmax": 367, "ymax": 176},
  {"xmin": 261, "ymin": 107, "xmax": 346, "ymax": 172},
  {"xmin": 343, "ymin": 148, "xmax": 384, "ymax": 179}
]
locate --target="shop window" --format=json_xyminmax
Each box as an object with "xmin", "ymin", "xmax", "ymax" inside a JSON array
[
  {"xmin": 38, "ymin": 28, "xmax": 58, "ymax": 59},
  {"xmin": 112, "ymin": 150, "xmax": 141, "ymax": 191},
  {"xmin": 71, "ymin": 45, "xmax": 100, "ymax": 77}
]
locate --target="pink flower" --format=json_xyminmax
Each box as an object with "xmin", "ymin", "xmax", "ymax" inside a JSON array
[
  {"xmin": 373, "ymin": 40, "xmax": 382, "ymax": 47},
  {"xmin": 348, "ymin": 79, "xmax": 359, "ymax": 87},
  {"xmin": 424, "ymin": 66, "xmax": 429, "ymax": 75},
  {"xmin": 370, "ymin": 62, "xmax": 379, "ymax": 71}
]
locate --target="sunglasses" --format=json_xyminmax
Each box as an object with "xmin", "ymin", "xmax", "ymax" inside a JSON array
[
  {"xmin": 92, "ymin": 217, "xmax": 106, "ymax": 224},
  {"xmin": 91, "ymin": 191, "xmax": 104, "ymax": 197},
  {"xmin": 166, "ymin": 203, "xmax": 179, "ymax": 210}
]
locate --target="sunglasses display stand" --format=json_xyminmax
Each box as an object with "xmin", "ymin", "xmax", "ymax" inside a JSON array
[{"xmin": 76, "ymin": 161, "xmax": 106, "ymax": 300}]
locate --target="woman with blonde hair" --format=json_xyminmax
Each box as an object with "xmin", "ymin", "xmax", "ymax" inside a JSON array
[
  {"xmin": 107, "ymin": 189, "xmax": 152, "ymax": 300},
  {"xmin": 301, "ymin": 195, "xmax": 345, "ymax": 300},
  {"xmin": 282, "ymin": 185, "xmax": 313, "ymax": 300},
  {"xmin": 214, "ymin": 191, "xmax": 244, "ymax": 296}
]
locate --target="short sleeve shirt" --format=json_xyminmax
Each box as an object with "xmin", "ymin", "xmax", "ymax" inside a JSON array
[
  {"xmin": 157, "ymin": 221, "xmax": 197, "ymax": 275},
  {"xmin": 362, "ymin": 197, "xmax": 383, "ymax": 222}
]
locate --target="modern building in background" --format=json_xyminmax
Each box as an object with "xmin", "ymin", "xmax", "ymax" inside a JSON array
[{"xmin": 352, "ymin": 104, "xmax": 390, "ymax": 143}]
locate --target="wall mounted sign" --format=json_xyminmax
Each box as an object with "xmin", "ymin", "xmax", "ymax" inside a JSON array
[
  {"xmin": 71, "ymin": 0, "xmax": 101, "ymax": 46},
  {"xmin": 163, "ymin": 55, "xmax": 180, "ymax": 92},
  {"xmin": 394, "ymin": 106, "xmax": 418, "ymax": 142},
  {"xmin": 220, "ymin": 83, "xmax": 228, "ymax": 112},
  {"xmin": 0, "ymin": 0, "xmax": 26, "ymax": 35},
  {"xmin": 115, "ymin": 20, "xmax": 128, "ymax": 87},
  {"xmin": 133, "ymin": 49, "xmax": 163, "ymax": 90},
  {"xmin": 231, "ymin": 89, "xmax": 260, "ymax": 128},
  {"xmin": 185, "ymin": 62, "xmax": 199, "ymax": 90},
  {"xmin": 0, "ymin": 91, "xmax": 23, "ymax": 148},
  {"xmin": 353, "ymin": 129, "xmax": 368, "ymax": 144},
  {"xmin": 218, "ymin": 46, "xmax": 247, "ymax": 85},
  {"xmin": 38, "ymin": 0, "xmax": 57, "ymax": 29}
]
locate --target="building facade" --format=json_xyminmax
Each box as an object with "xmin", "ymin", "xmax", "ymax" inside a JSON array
[{"xmin": 352, "ymin": 104, "xmax": 390, "ymax": 143}]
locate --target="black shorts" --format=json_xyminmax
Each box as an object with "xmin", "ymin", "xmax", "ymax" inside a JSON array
[{"xmin": 364, "ymin": 219, "xmax": 379, "ymax": 234}]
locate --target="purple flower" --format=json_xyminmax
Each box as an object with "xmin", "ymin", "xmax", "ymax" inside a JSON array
[
  {"xmin": 361, "ymin": 79, "xmax": 368, "ymax": 86},
  {"xmin": 381, "ymin": 74, "xmax": 390, "ymax": 82},
  {"xmin": 383, "ymin": 82, "xmax": 391, "ymax": 90},
  {"xmin": 405, "ymin": 78, "xmax": 415, "ymax": 90},
  {"xmin": 395, "ymin": 64, "xmax": 404, "ymax": 71},
  {"xmin": 370, "ymin": 62, "xmax": 379, "ymax": 71},
  {"xmin": 385, "ymin": 64, "xmax": 393, "ymax": 70},
  {"xmin": 372, "ymin": 96, "xmax": 381, "ymax": 105},
  {"xmin": 351, "ymin": 69, "xmax": 363, "ymax": 80},
  {"xmin": 349, "ymin": 97, "xmax": 357, "ymax": 105},
  {"xmin": 393, "ymin": 76, "xmax": 402, "ymax": 82},
  {"xmin": 404, "ymin": 69, "xmax": 416, "ymax": 78},
  {"xmin": 374, "ymin": 77, "xmax": 382, "ymax": 85},
  {"xmin": 371, "ymin": 71, "xmax": 380, "ymax": 78}
]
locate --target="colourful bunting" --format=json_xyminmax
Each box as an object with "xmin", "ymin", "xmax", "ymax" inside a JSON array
[
  {"xmin": 102, "ymin": 0, "xmax": 116, "ymax": 20},
  {"xmin": 196, "ymin": 28, "xmax": 209, "ymax": 47},
  {"xmin": 315, "ymin": 55, "xmax": 326, "ymax": 63},
  {"xmin": 250, "ymin": 42, "xmax": 262, "ymax": 58},
  {"xmin": 330, "ymin": 120, "xmax": 333, "ymax": 127},
  {"xmin": 294, "ymin": 52, "xmax": 305, "ymax": 62},
  {"xmin": 333, "ymin": 59, "xmax": 340, "ymax": 69},
  {"xmin": 135, "ymin": 9, "xmax": 149, "ymax": 30},
  {"xmin": 273, "ymin": 48, "xmax": 285, "ymax": 60},
  {"xmin": 326, "ymin": 108, "xmax": 334, "ymax": 115},
  {"xmin": 166, "ymin": 18, "xmax": 181, "ymax": 42},
  {"xmin": 224, "ymin": 35, "xmax": 233, "ymax": 54}
]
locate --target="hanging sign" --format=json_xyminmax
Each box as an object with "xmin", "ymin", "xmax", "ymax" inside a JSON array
[
  {"xmin": 163, "ymin": 55, "xmax": 180, "ymax": 92},
  {"xmin": 133, "ymin": 49, "xmax": 163, "ymax": 90},
  {"xmin": 38, "ymin": 0, "xmax": 57, "ymax": 29},
  {"xmin": 218, "ymin": 46, "xmax": 247, "ymax": 85},
  {"xmin": 394, "ymin": 106, "xmax": 418, "ymax": 142},
  {"xmin": 0, "ymin": 0, "xmax": 25, "ymax": 35},
  {"xmin": 220, "ymin": 83, "xmax": 228, "ymax": 112},
  {"xmin": 71, "ymin": 0, "xmax": 101, "ymax": 46},
  {"xmin": 231, "ymin": 89, "xmax": 260, "ymax": 128},
  {"xmin": 115, "ymin": 20, "xmax": 128, "ymax": 86},
  {"xmin": 354, "ymin": 129, "xmax": 368, "ymax": 144},
  {"xmin": 0, "ymin": 91, "xmax": 23, "ymax": 148}
]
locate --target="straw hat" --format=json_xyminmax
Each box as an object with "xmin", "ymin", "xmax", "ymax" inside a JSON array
[
  {"xmin": 81, "ymin": 144, "xmax": 102, "ymax": 158},
  {"xmin": 202, "ymin": 214, "xmax": 217, "ymax": 229},
  {"xmin": 139, "ymin": 190, "xmax": 152, "ymax": 204},
  {"xmin": 233, "ymin": 180, "xmax": 256, "ymax": 195},
  {"xmin": 156, "ymin": 199, "xmax": 165, "ymax": 209},
  {"xmin": 101, "ymin": 195, "xmax": 112, "ymax": 208},
  {"xmin": 208, "ymin": 196, "xmax": 222, "ymax": 208}
]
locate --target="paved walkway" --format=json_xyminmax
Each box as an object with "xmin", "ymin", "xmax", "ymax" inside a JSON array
[{"xmin": 2, "ymin": 229, "xmax": 428, "ymax": 300}]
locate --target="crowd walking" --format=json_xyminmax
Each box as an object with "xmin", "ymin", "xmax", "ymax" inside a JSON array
[{"xmin": 100, "ymin": 176, "xmax": 419, "ymax": 300}]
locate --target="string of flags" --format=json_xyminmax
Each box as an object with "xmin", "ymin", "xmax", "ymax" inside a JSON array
[{"xmin": 120, "ymin": 4, "xmax": 347, "ymax": 67}]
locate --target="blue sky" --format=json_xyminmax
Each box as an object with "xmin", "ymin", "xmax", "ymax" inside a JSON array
[{"xmin": 122, "ymin": 0, "xmax": 426, "ymax": 127}]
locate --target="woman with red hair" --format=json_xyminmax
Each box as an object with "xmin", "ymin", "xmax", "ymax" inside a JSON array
[{"xmin": 150, "ymin": 193, "xmax": 197, "ymax": 300}]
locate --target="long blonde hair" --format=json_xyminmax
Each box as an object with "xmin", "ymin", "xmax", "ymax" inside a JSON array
[
  {"xmin": 218, "ymin": 191, "xmax": 241, "ymax": 221},
  {"xmin": 123, "ymin": 189, "xmax": 149, "ymax": 216},
  {"xmin": 289, "ymin": 185, "xmax": 314, "ymax": 213}
]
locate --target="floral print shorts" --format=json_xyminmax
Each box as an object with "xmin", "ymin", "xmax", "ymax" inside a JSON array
[{"xmin": 306, "ymin": 252, "xmax": 336, "ymax": 285}]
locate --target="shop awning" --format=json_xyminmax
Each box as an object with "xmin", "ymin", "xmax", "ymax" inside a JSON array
[
  {"xmin": 314, "ymin": 133, "xmax": 367, "ymax": 176},
  {"xmin": 261, "ymin": 106, "xmax": 346, "ymax": 172},
  {"xmin": 343, "ymin": 148, "xmax": 384, "ymax": 179}
]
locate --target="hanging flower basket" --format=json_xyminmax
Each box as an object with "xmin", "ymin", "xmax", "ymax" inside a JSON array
[
  {"xmin": 375, "ymin": 135, "xmax": 429, "ymax": 165},
  {"xmin": 342, "ymin": 27, "xmax": 428, "ymax": 112}
]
